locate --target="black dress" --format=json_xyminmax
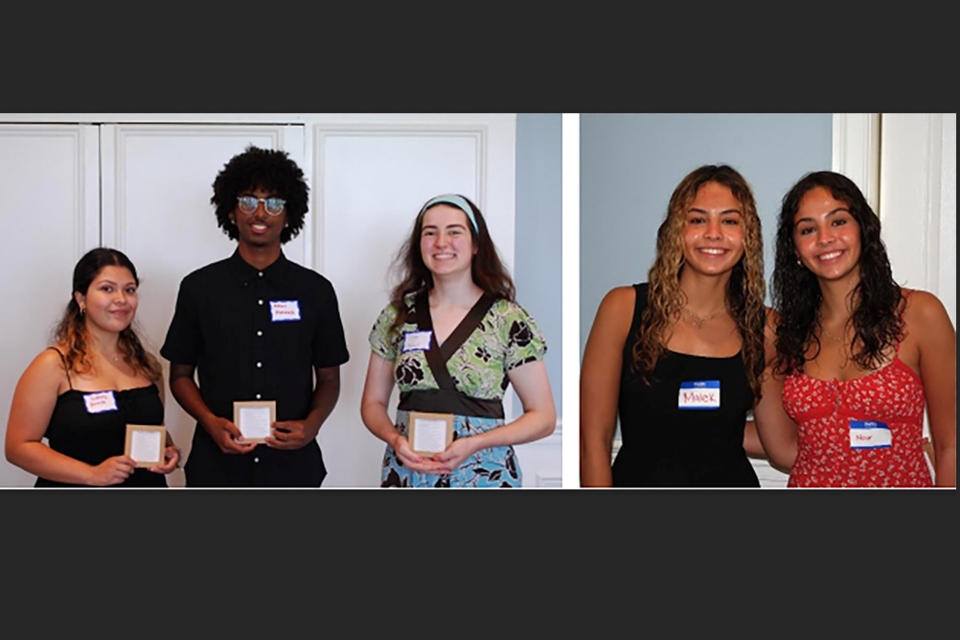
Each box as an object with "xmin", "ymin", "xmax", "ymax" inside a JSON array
[
  {"xmin": 612, "ymin": 284, "xmax": 759, "ymax": 487},
  {"xmin": 36, "ymin": 349, "xmax": 167, "ymax": 488}
]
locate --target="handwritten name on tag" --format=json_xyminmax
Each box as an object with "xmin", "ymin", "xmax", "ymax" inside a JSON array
[
  {"xmin": 849, "ymin": 420, "xmax": 892, "ymax": 449},
  {"xmin": 402, "ymin": 330, "xmax": 433, "ymax": 352},
  {"xmin": 83, "ymin": 391, "xmax": 118, "ymax": 414},
  {"xmin": 678, "ymin": 380, "xmax": 721, "ymax": 410},
  {"xmin": 270, "ymin": 300, "xmax": 301, "ymax": 322}
]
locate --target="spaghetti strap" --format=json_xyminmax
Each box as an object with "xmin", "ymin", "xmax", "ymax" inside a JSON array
[{"xmin": 47, "ymin": 347, "xmax": 73, "ymax": 390}]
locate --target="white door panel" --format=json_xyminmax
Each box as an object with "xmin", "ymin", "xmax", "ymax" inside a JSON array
[{"xmin": 0, "ymin": 124, "xmax": 100, "ymax": 487}]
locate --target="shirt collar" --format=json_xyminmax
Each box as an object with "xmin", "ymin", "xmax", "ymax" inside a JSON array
[{"xmin": 227, "ymin": 248, "xmax": 291, "ymax": 287}]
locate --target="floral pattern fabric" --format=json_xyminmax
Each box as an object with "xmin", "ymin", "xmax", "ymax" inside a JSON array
[
  {"xmin": 369, "ymin": 296, "xmax": 547, "ymax": 487},
  {"xmin": 782, "ymin": 357, "xmax": 932, "ymax": 487}
]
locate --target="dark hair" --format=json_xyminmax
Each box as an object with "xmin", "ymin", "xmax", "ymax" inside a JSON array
[
  {"xmin": 632, "ymin": 165, "xmax": 767, "ymax": 401},
  {"xmin": 211, "ymin": 145, "xmax": 308, "ymax": 244},
  {"xmin": 54, "ymin": 248, "xmax": 162, "ymax": 381},
  {"xmin": 389, "ymin": 195, "xmax": 515, "ymax": 330},
  {"xmin": 772, "ymin": 170, "xmax": 904, "ymax": 374}
]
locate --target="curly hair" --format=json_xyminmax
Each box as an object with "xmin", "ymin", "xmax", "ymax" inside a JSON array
[
  {"xmin": 772, "ymin": 171, "xmax": 904, "ymax": 374},
  {"xmin": 211, "ymin": 145, "xmax": 308, "ymax": 244},
  {"xmin": 54, "ymin": 248, "xmax": 162, "ymax": 382},
  {"xmin": 389, "ymin": 195, "xmax": 515, "ymax": 332},
  {"xmin": 631, "ymin": 165, "xmax": 767, "ymax": 401}
]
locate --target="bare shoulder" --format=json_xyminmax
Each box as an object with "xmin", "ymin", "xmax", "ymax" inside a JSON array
[
  {"xmin": 599, "ymin": 286, "xmax": 637, "ymax": 318},
  {"xmin": 594, "ymin": 286, "xmax": 637, "ymax": 335},
  {"xmin": 19, "ymin": 348, "xmax": 68, "ymax": 392},
  {"xmin": 583, "ymin": 286, "xmax": 637, "ymax": 356},
  {"xmin": 903, "ymin": 289, "xmax": 954, "ymax": 331}
]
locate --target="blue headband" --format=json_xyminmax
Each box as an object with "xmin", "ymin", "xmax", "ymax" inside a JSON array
[{"xmin": 418, "ymin": 194, "xmax": 479, "ymax": 234}]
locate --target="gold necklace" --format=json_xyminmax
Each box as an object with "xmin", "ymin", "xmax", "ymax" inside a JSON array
[
  {"xmin": 819, "ymin": 316, "xmax": 852, "ymax": 343},
  {"xmin": 681, "ymin": 305, "xmax": 726, "ymax": 329}
]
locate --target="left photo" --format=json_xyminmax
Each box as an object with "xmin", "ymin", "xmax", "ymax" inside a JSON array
[{"xmin": 0, "ymin": 113, "xmax": 562, "ymax": 488}]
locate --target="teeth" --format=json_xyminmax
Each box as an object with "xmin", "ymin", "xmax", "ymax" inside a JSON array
[
  {"xmin": 434, "ymin": 254, "xmax": 455, "ymax": 259},
  {"xmin": 819, "ymin": 251, "xmax": 842, "ymax": 260},
  {"xmin": 699, "ymin": 248, "xmax": 726, "ymax": 255}
]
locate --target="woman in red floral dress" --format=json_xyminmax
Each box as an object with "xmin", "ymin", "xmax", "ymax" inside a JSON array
[{"xmin": 767, "ymin": 171, "xmax": 955, "ymax": 487}]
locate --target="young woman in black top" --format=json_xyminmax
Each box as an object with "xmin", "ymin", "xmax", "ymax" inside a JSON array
[
  {"xmin": 6, "ymin": 248, "xmax": 179, "ymax": 486},
  {"xmin": 580, "ymin": 165, "xmax": 794, "ymax": 487}
]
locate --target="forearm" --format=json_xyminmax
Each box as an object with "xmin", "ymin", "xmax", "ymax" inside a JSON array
[
  {"xmin": 7, "ymin": 442, "xmax": 96, "ymax": 486},
  {"xmin": 934, "ymin": 444, "xmax": 956, "ymax": 487},
  {"xmin": 169, "ymin": 375, "xmax": 218, "ymax": 431},
  {"xmin": 361, "ymin": 400, "xmax": 402, "ymax": 449},
  {"xmin": 302, "ymin": 377, "xmax": 340, "ymax": 438},
  {"xmin": 580, "ymin": 439, "xmax": 614, "ymax": 487},
  {"xmin": 468, "ymin": 407, "xmax": 557, "ymax": 451}
]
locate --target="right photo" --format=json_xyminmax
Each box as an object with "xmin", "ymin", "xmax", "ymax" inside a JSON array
[{"xmin": 578, "ymin": 113, "xmax": 956, "ymax": 488}]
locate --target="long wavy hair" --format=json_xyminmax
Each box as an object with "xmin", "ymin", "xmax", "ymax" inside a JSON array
[
  {"xmin": 631, "ymin": 165, "xmax": 767, "ymax": 401},
  {"xmin": 389, "ymin": 195, "xmax": 515, "ymax": 331},
  {"xmin": 772, "ymin": 171, "xmax": 904, "ymax": 374},
  {"xmin": 53, "ymin": 248, "xmax": 162, "ymax": 381}
]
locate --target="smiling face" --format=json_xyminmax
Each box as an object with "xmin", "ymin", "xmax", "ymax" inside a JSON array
[
  {"xmin": 680, "ymin": 181, "xmax": 746, "ymax": 277},
  {"xmin": 419, "ymin": 204, "xmax": 477, "ymax": 278},
  {"xmin": 793, "ymin": 186, "xmax": 862, "ymax": 282},
  {"xmin": 75, "ymin": 265, "xmax": 138, "ymax": 334},
  {"xmin": 231, "ymin": 186, "xmax": 287, "ymax": 249}
]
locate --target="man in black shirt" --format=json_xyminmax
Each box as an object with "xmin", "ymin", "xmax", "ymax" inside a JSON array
[{"xmin": 161, "ymin": 146, "xmax": 349, "ymax": 486}]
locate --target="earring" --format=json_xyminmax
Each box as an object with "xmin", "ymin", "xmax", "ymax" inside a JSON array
[
  {"xmin": 796, "ymin": 258, "xmax": 803, "ymax": 267},
  {"xmin": 79, "ymin": 305, "xmax": 85, "ymax": 316}
]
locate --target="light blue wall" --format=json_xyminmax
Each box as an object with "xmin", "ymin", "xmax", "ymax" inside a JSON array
[
  {"xmin": 515, "ymin": 113, "xmax": 562, "ymax": 420},
  {"xmin": 580, "ymin": 113, "xmax": 833, "ymax": 354}
]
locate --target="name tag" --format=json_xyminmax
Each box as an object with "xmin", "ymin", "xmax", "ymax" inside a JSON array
[
  {"xmin": 678, "ymin": 380, "xmax": 720, "ymax": 410},
  {"xmin": 83, "ymin": 391, "xmax": 118, "ymax": 414},
  {"xmin": 402, "ymin": 330, "xmax": 433, "ymax": 352},
  {"xmin": 270, "ymin": 300, "xmax": 301, "ymax": 322},
  {"xmin": 849, "ymin": 420, "xmax": 892, "ymax": 449}
]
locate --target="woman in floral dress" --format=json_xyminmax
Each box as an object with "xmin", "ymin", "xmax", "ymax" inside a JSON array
[{"xmin": 361, "ymin": 194, "xmax": 556, "ymax": 487}]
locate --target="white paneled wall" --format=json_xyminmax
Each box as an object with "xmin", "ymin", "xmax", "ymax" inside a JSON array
[{"xmin": 0, "ymin": 114, "xmax": 560, "ymax": 488}]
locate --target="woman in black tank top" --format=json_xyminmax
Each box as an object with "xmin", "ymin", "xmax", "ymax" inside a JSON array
[
  {"xmin": 581, "ymin": 165, "xmax": 772, "ymax": 487},
  {"xmin": 5, "ymin": 248, "xmax": 180, "ymax": 487}
]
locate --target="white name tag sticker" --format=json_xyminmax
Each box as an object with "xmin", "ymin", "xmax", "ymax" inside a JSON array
[
  {"xmin": 678, "ymin": 380, "xmax": 721, "ymax": 410},
  {"xmin": 83, "ymin": 391, "xmax": 118, "ymax": 414},
  {"xmin": 402, "ymin": 330, "xmax": 433, "ymax": 352},
  {"xmin": 270, "ymin": 300, "xmax": 301, "ymax": 322},
  {"xmin": 850, "ymin": 420, "xmax": 892, "ymax": 449}
]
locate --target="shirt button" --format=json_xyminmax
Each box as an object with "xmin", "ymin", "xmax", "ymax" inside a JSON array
[
  {"xmin": 258, "ymin": 299, "xmax": 264, "ymax": 305},
  {"xmin": 257, "ymin": 330, "xmax": 263, "ymax": 337},
  {"xmin": 255, "ymin": 394, "xmax": 261, "ymax": 399},
  {"xmin": 259, "ymin": 272, "xmax": 264, "ymax": 277},
  {"xmin": 254, "ymin": 457, "xmax": 260, "ymax": 463},
  {"xmin": 256, "ymin": 362, "xmax": 262, "ymax": 368}
]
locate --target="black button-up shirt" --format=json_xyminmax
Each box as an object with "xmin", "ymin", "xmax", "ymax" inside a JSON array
[{"xmin": 161, "ymin": 250, "xmax": 349, "ymax": 487}]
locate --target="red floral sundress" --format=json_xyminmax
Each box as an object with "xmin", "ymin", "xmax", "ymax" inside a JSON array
[{"xmin": 782, "ymin": 298, "xmax": 932, "ymax": 487}]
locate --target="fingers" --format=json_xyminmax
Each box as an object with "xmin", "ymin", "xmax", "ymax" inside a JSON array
[
  {"xmin": 221, "ymin": 419, "xmax": 243, "ymax": 440},
  {"xmin": 216, "ymin": 420, "xmax": 258, "ymax": 454},
  {"xmin": 265, "ymin": 422, "xmax": 307, "ymax": 450},
  {"xmin": 98, "ymin": 456, "xmax": 136, "ymax": 485},
  {"xmin": 149, "ymin": 448, "xmax": 179, "ymax": 473}
]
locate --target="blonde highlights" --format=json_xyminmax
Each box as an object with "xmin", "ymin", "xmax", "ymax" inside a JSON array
[{"xmin": 631, "ymin": 165, "xmax": 767, "ymax": 401}]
